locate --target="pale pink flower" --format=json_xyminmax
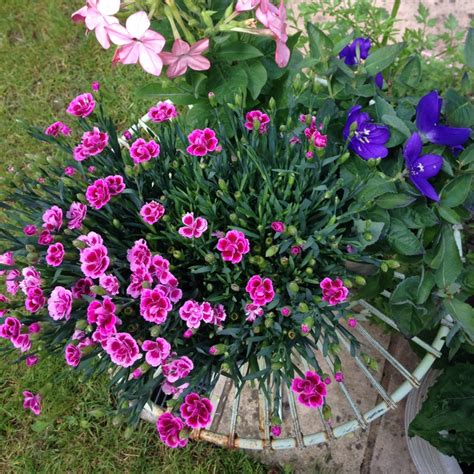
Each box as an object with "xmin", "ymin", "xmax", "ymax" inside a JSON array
[
  {"xmin": 67, "ymin": 92, "xmax": 96, "ymax": 117},
  {"xmin": 186, "ymin": 128, "xmax": 218, "ymax": 156},
  {"xmin": 291, "ymin": 371, "xmax": 327, "ymax": 408},
  {"xmin": 26, "ymin": 355, "xmax": 39, "ymax": 367},
  {"xmin": 142, "ymin": 337, "xmax": 171, "ymax": 367},
  {"xmin": 140, "ymin": 201, "xmax": 165, "ymax": 225},
  {"xmin": 42, "ymin": 205, "xmax": 63, "ymax": 232},
  {"xmin": 48, "ymin": 286, "xmax": 73, "ymax": 321},
  {"xmin": 25, "ymin": 287, "xmax": 46, "ymax": 313},
  {"xmin": 80, "ymin": 127, "xmax": 109, "ymax": 156},
  {"xmin": 108, "ymin": 11, "xmax": 166, "ymax": 76},
  {"xmin": 105, "ymin": 175, "xmax": 126, "ymax": 195},
  {"xmin": 235, "ymin": 0, "xmax": 260, "ymax": 12},
  {"xmin": 216, "ymin": 229, "xmax": 250, "ymax": 264},
  {"xmin": 180, "ymin": 392, "xmax": 213, "ymax": 429},
  {"xmin": 244, "ymin": 110, "xmax": 270, "ymax": 134},
  {"xmin": 104, "ymin": 332, "xmax": 142, "ymax": 368},
  {"xmin": 72, "ymin": 277, "xmax": 94, "ymax": 299},
  {"xmin": 245, "ymin": 275, "xmax": 275, "ymax": 306},
  {"xmin": 66, "ymin": 202, "xmax": 87, "ymax": 230},
  {"xmin": 178, "ymin": 212, "xmax": 208, "ymax": 239},
  {"xmin": 140, "ymin": 287, "xmax": 172, "ymax": 324},
  {"xmin": 86, "ymin": 178, "xmax": 110, "ymax": 209},
  {"xmin": 23, "ymin": 391, "xmax": 41, "ymax": 416},
  {"xmin": 129, "ymin": 138, "xmax": 160, "ymax": 164},
  {"xmin": 64, "ymin": 167, "xmax": 76, "ymax": 177},
  {"xmin": 38, "ymin": 230, "xmax": 54, "ymax": 246},
  {"xmin": 80, "ymin": 244, "xmax": 109, "ymax": 279},
  {"xmin": 45, "ymin": 121, "xmax": 71, "ymax": 137},
  {"xmin": 245, "ymin": 303, "xmax": 264, "ymax": 322},
  {"xmin": 161, "ymin": 38, "xmax": 211, "ymax": 78},
  {"xmin": 320, "ymin": 277, "xmax": 349, "ymax": 306},
  {"xmin": 127, "ymin": 239, "xmax": 151, "ymax": 272},
  {"xmin": 74, "ymin": 144, "xmax": 90, "ymax": 162},
  {"xmin": 65, "ymin": 343, "xmax": 82, "ymax": 367},
  {"xmin": 71, "ymin": 0, "xmax": 120, "ymax": 49},
  {"xmin": 156, "ymin": 412, "xmax": 188, "ymax": 448},
  {"xmin": 23, "ymin": 225, "xmax": 37, "ymax": 236},
  {"xmin": 161, "ymin": 381, "xmax": 188, "ymax": 396},
  {"xmin": 148, "ymin": 101, "xmax": 178, "ymax": 122},
  {"xmin": 162, "ymin": 356, "xmax": 193, "ymax": 383},
  {"xmin": 99, "ymin": 273, "xmax": 120, "ymax": 295},
  {"xmin": 46, "ymin": 242, "xmax": 65, "ymax": 267}
]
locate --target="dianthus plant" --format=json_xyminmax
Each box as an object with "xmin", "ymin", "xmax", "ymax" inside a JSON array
[{"xmin": 0, "ymin": 90, "xmax": 391, "ymax": 444}]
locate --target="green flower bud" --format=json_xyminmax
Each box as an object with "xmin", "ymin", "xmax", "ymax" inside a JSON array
[
  {"xmin": 124, "ymin": 165, "xmax": 134, "ymax": 177},
  {"xmin": 265, "ymin": 245, "xmax": 279, "ymax": 257},
  {"xmin": 369, "ymin": 359, "xmax": 379, "ymax": 371},
  {"xmin": 221, "ymin": 362, "xmax": 231, "ymax": 372},
  {"xmin": 124, "ymin": 307, "xmax": 134, "ymax": 316},
  {"xmin": 234, "ymin": 191, "xmax": 242, "ymax": 200},
  {"xmin": 298, "ymin": 302, "xmax": 310, "ymax": 313},
  {"xmin": 363, "ymin": 232, "xmax": 373, "ymax": 241},
  {"xmin": 381, "ymin": 262, "xmax": 388, "ymax": 272},
  {"xmin": 269, "ymin": 97, "xmax": 276, "ymax": 111},
  {"xmin": 173, "ymin": 250, "xmax": 184, "ymax": 260},
  {"xmin": 280, "ymin": 256, "xmax": 289, "ymax": 266},
  {"xmin": 150, "ymin": 325, "xmax": 162, "ymax": 338},
  {"xmin": 206, "ymin": 283, "xmax": 213, "ymax": 292},
  {"xmin": 234, "ymin": 93, "xmax": 242, "ymax": 107},
  {"xmin": 230, "ymin": 283, "xmax": 240, "ymax": 292},
  {"xmin": 354, "ymin": 275, "xmax": 366, "ymax": 286},
  {"xmin": 322, "ymin": 404, "xmax": 332, "ymax": 421},
  {"xmin": 338, "ymin": 152, "xmax": 350, "ymax": 164},
  {"xmin": 264, "ymin": 318, "xmax": 273, "ymax": 328},
  {"xmin": 288, "ymin": 282, "xmax": 299, "ymax": 293},
  {"xmin": 287, "ymin": 225, "xmax": 298, "ymax": 236},
  {"xmin": 288, "ymin": 330, "xmax": 296, "ymax": 340},
  {"xmin": 91, "ymin": 285, "xmax": 106, "ymax": 296},
  {"xmin": 387, "ymin": 260, "xmax": 400, "ymax": 269},
  {"xmin": 271, "ymin": 362, "xmax": 283, "ymax": 371},
  {"xmin": 112, "ymin": 219, "xmax": 122, "ymax": 229},
  {"xmin": 208, "ymin": 92, "xmax": 217, "ymax": 107},
  {"xmin": 253, "ymin": 325, "xmax": 261, "ymax": 334},
  {"xmin": 229, "ymin": 213, "xmax": 238, "ymax": 223},
  {"xmin": 343, "ymin": 279, "xmax": 353, "ymax": 289},
  {"xmin": 305, "ymin": 267, "xmax": 313, "ymax": 275}
]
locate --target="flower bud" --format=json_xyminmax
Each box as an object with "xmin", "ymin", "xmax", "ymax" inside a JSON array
[
  {"xmin": 338, "ymin": 152, "xmax": 350, "ymax": 164},
  {"xmin": 265, "ymin": 245, "xmax": 279, "ymax": 257},
  {"xmin": 264, "ymin": 317, "xmax": 273, "ymax": 328},
  {"xmin": 354, "ymin": 275, "xmax": 366, "ymax": 286},
  {"xmin": 363, "ymin": 232, "xmax": 373, "ymax": 241},
  {"xmin": 305, "ymin": 267, "xmax": 313, "ymax": 275},
  {"xmin": 150, "ymin": 325, "xmax": 162, "ymax": 338},
  {"xmin": 91, "ymin": 285, "xmax": 106, "ymax": 296},
  {"xmin": 271, "ymin": 362, "xmax": 283, "ymax": 370},
  {"xmin": 288, "ymin": 330, "xmax": 296, "ymax": 340},
  {"xmin": 380, "ymin": 262, "xmax": 388, "ymax": 272},
  {"xmin": 343, "ymin": 279, "xmax": 353, "ymax": 289},
  {"xmin": 206, "ymin": 283, "xmax": 213, "ymax": 292},
  {"xmin": 280, "ymin": 257, "xmax": 289, "ymax": 266},
  {"xmin": 208, "ymin": 92, "xmax": 217, "ymax": 107},
  {"xmin": 288, "ymin": 282, "xmax": 299, "ymax": 293},
  {"xmin": 172, "ymin": 250, "xmax": 184, "ymax": 260},
  {"xmin": 387, "ymin": 259, "xmax": 400, "ymax": 269},
  {"xmin": 209, "ymin": 344, "xmax": 228, "ymax": 355},
  {"xmin": 230, "ymin": 283, "xmax": 240, "ymax": 292},
  {"xmin": 229, "ymin": 213, "xmax": 238, "ymax": 223},
  {"xmin": 298, "ymin": 302, "xmax": 310, "ymax": 313},
  {"xmin": 322, "ymin": 404, "xmax": 332, "ymax": 421},
  {"xmin": 287, "ymin": 225, "xmax": 297, "ymax": 236}
]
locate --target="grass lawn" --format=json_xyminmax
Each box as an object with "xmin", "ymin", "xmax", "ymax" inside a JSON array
[{"xmin": 0, "ymin": 1, "xmax": 263, "ymax": 471}]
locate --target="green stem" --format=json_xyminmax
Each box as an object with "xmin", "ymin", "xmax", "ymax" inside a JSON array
[{"xmin": 382, "ymin": 0, "xmax": 400, "ymax": 45}]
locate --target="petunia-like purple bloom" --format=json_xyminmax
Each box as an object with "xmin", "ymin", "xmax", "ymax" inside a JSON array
[
  {"xmin": 416, "ymin": 91, "xmax": 471, "ymax": 147},
  {"xmin": 343, "ymin": 105, "xmax": 390, "ymax": 160},
  {"xmin": 403, "ymin": 133, "xmax": 443, "ymax": 201},
  {"xmin": 339, "ymin": 37, "xmax": 371, "ymax": 66}
]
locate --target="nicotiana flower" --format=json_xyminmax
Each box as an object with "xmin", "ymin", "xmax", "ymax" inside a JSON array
[
  {"xmin": 416, "ymin": 90, "xmax": 472, "ymax": 147},
  {"xmin": 108, "ymin": 11, "xmax": 166, "ymax": 76},
  {"xmin": 343, "ymin": 105, "xmax": 390, "ymax": 160},
  {"xmin": 178, "ymin": 212, "xmax": 208, "ymax": 239},
  {"xmin": 403, "ymin": 132, "xmax": 443, "ymax": 201},
  {"xmin": 161, "ymin": 38, "xmax": 211, "ymax": 78}
]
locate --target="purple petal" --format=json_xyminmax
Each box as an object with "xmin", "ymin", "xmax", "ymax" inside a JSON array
[
  {"xmin": 343, "ymin": 106, "xmax": 370, "ymax": 139},
  {"xmin": 412, "ymin": 153, "xmax": 443, "ymax": 179},
  {"xmin": 339, "ymin": 44, "xmax": 355, "ymax": 65},
  {"xmin": 354, "ymin": 37, "xmax": 371, "ymax": 60},
  {"xmin": 403, "ymin": 133, "xmax": 422, "ymax": 167},
  {"xmin": 375, "ymin": 72, "xmax": 384, "ymax": 89},
  {"xmin": 410, "ymin": 177, "xmax": 440, "ymax": 201},
  {"xmin": 366, "ymin": 123, "xmax": 390, "ymax": 144},
  {"xmin": 416, "ymin": 90, "xmax": 441, "ymax": 133},
  {"xmin": 350, "ymin": 139, "xmax": 388, "ymax": 160},
  {"xmin": 425, "ymin": 125, "xmax": 472, "ymax": 147}
]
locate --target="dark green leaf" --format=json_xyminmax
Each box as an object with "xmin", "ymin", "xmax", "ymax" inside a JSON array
[
  {"xmin": 440, "ymin": 175, "xmax": 472, "ymax": 208},
  {"xmin": 376, "ymin": 193, "xmax": 417, "ymax": 209},
  {"xmin": 431, "ymin": 227, "xmax": 462, "ymax": 288},
  {"xmin": 365, "ymin": 43, "xmax": 405, "ymax": 75},
  {"xmin": 397, "ymin": 55, "xmax": 422, "ymax": 88},
  {"xmin": 381, "ymin": 114, "xmax": 411, "ymax": 138},
  {"xmin": 243, "ymin": 60, "xmax": 268, "ymax": 100},
  {"xmin": 214, "ymin": 42, "xmax": 263, "ymax": 61},
  {"xmin": 465, "ymin": 28, "xmax": 474, "ymax": 68},
  {"xmin": 443, "ymin": 299, "xmax": 474, "ymax": 340},
  {"xmin": 388, "ymin": 218, "xmax": 424, "ymax": 255},
  {"xmin": 307, "ymin": 23, "xmax": 334, "ymax": 61}
]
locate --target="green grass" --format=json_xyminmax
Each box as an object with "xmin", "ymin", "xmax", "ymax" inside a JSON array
[{"xmin": 0, "ymin": 1, "xmax": 263, "ymax": 471}]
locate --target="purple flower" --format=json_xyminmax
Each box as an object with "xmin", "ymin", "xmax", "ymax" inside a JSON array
[
  {"xmin": 374, "ymin": 72, "xmax": 384, "ymax": 89},
  {"xmin": 339, "ymin": 37, "xmax": 371, "ymax": 66},
  {"xmin": 343, "ymin": 106, "xmax": 390, "ymax": 160},
  {"xmin": 416, "ymin": 91, "xmax": 471, "ymax": 147},
  {"xmin": 403, "ymin": 133, "xmax": 443, "ymax": 201}
]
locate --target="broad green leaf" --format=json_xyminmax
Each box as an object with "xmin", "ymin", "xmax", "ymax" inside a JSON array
[
  {"xmin": 388, "ymin": 218, "xmax": 424, "ymax": 255},
  {"xmin": 375, "ymin": 96, "xmax": 396, "ymax": 120},
  {"xmin": 243, "ymin": 60, "xmax": 268, "ymax": 100},
  {"xmin": 354, "ymin": 219, "xmax": 385, "ymax": 247},
  {"xmin": 397, "ymin": 55, "xmax": 422, "ymax": 88},
  {"xmin": 214, "ymin": 42, "xmax": 263, "ymax": 61},
  {"xmin": 382, "ymin": 114, "xmax": 411, "ymax": 137},
  {"xmin": 432, "ymin": 227, "xmax": 462, "ymax": 287},
  {"xmin": 307, "ymin": 23, "xmax": 334, "ymax": 61},
  {"xmin": 439, "ymin": 175, "xmax": 472, "ymax": 208},
  {"xmin": 465, "ymin": 27, "xmax": 474, "ymax": 68},
  {"xmin": 437, "ymin": 205, "xmax": 462, "ymax": 224},
  {"xmin": 376, "ymin": 193, "xmax": 417, "ymax": 209},
  {"xmin": 443, "ymin": 299, "xmax": 474, "ymax": 340},
  {"xmin": 417, "ymin": 270, "xmax": 435, "ymax": 304},
  {"xmin": 210, "ymin": 65, "xmax": 248, "ymax": 102},
  {"xmin": 460, "ymin": 144, "xmax": 474, "ymax": 165},
  {"xmin": 357, "ymin": 174, "xmax": 396, "ymax": 202},
  {"xmin": 365, "ymin": 43, "xmax": 405, "ymax": 75},
  {"xmin": 136, "ymin": 83, "xmax": 195, "ymax": 105}
]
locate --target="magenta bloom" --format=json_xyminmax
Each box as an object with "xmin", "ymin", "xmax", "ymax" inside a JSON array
[
  {"xmin": 26, "ymin": 355, "xmax": 39, "ymax": 367},
  {"xmin": 179, "ymin": 300, "xmax": 204, "ymax": 329},
  {"xmin": 80, "ymin": 127, "xmax": 109, "ymax": 156},
  {"xmin": 5, "ymin": 269, "xmax": 20, "ymax": 296},
  {"xmin": 38, "ymin": 230, "xmax": 53, "ymax": 246},
  {"xmin": 23, "ymin": 391, "xmax": 41, "ymax": 416},
  {"xmin": 86, "ymin": 179, "xmax": 110, "ymax": 209},
  {"xmin": 161, "ymin": 38, "xmax": 211, "ymax": 78},
  {"xmin": 12, "ymin": 334, "xmax": 32, "ymax": 353},
  {"xmin": 23, "ymin": 225, "xmax": 37, "ymax": 236},
  {"xmin": 335, "ymin": 372, "xmax": 344, "ymax": 382},
  {"xmin": 127, "ymin": 239, "xmax": 151, "ymax": 272},
  {"xmin": 73, "ymin": 144, "xmax": 90, "ymax": 162},
  {"xmin": 246, "ymin": 275, "xmax": 275, "ymax": 306},
  {"xmin": 148, "ymin": 101, "xmax": 178, "ymax": 122},
  {"xmin": 162, "ymin": 356, "xmax": 194, "ymax": 383},
  {"xmin": 156, "ymin": 413, "xmax": 188, "ymax": 448},
  {"xmin": 149, "ymin": 254, "xmax": 171, "ymax": 283},
  {"xmin": 178, "ymin": 212, "xmax": 208, "ymax": 239},
  {"xmin": 186, "ymin": 128, "xmax": 219, "ymax": 156},
  {"xmin": 80, "ymin": 244, "xmax": 110, "ymax": 279},
  {"xmin": 105, "ymin": 175, "xmax": 126, "ymax": 195},
  {"xmin": 48, "ymin": 286, "xmax": 73, "ymax": 321},
  {"xmin": 46, "ymin": 242, "xmax": 65, "ymax": 267},
  {"xmin": 280, "ymin": 307, "xmax": 291, "ymax": 317},
  {"xmin": 0, "ymin": 293, "xmax": 9, "ymax": 318},
  {"xmin": 65, "ymin": 344, "xmax": 82, "ymax": 367},
  {"xmin": 66, "ymin": 202, "xmax": 87, "ymax": 230},
  {"xmin": 348, "ymin": 318, "xmax": 357, "ymax": 328},
  {"xmin": 42, "ymin": 205, "xmax": 63, "ymax": 232},
  {"xmin": 216, "ymin": 230, "xmax": 250, "ymax": 264},
  {"xmin": 320, "ymin": 277, "xmax": 349, "ymax": 306},
  {"xmin": 99, "ymin": 273, "xmax": 120, "ymax": 295},
  {"xmin": 45, "ymin": 121, "xmax": 71, "ymax": 137},
  {"xmin": 140, "ymin": 201, "xmax": 165, "ymax": 225},
  {"xmin": 105, "ymin": 332, "xmax": 141, "ymax": 368},
  {"xmin": 244, "ymin": 110, "xmax": 270, "ymax": 134},
  {"xmin": 290, "ymin": 245, "xmax": 302, "ymax": 256},
  {"xmin": 179, "ymin": 393, "xmax": 213, "ymax": 429},
  {"xmin": 28, "ymin": 322, "xmax": 41, "ymax": 334},
  {"xmin": 78, "ymin": 231, "xmax": 103, "ymax": 247},
  {"xmin": 245, "ymin": 303, "xmax": 264, "ymax": 322},
  {"xmin": 126, "ymin": 266, "xmax": 153, "ymax": 298},
  {"xmin": 130, "ymin": 138, "xmax": 160, "ymax": 164},
  {"xmin": 142, "ymin": 337, "xmax": 171, "ymax": 367},
  {"xmin": 72, "ymin": 277, "xmax": 93, "ymax": 299},
  {"xmin": 140, "ymin": 287, "xmax": 172, "ymax": 324},
  {"xmin": 0, "ymin": 316, "xmax": 21, "ymax": 339},
  {"xmin": 271, "ymin": 221, "xmax": 285, "ymax": 233},
  {"xmin": 271, "ymin": 425, "xmax": 282, "ymax": 437},
  {"xmin": 291, "ymin": 371, "xmax": 327, "ymax": 408},
  {"xmin": 67, "ymin": 92, "xmax": 96, "ymax": 118},
  {"xmin": 91, "ymin": 81, "xmax": 100, "ymax": 91},
  {"xmin": 64, "ymin": 167, "xmax": 76, "ymax": 177},
  {"xmin": 25, "ymin": 287, "xmax": 46, "ymax": 313},
  {"xmin": 108, "ymin": 11, "xmax": 165, "ymax": 76},
  {"xmin": 0, "ymin": 251, "xmax": 14, "ymax": 268}
]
